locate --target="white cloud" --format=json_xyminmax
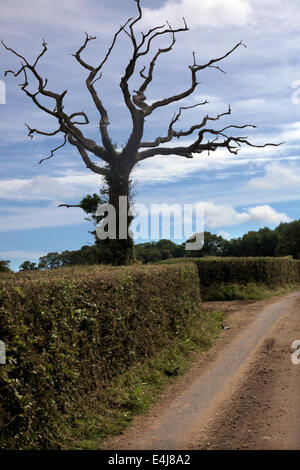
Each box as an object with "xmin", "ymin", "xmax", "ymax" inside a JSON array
[
  {"xmin": 56, "ymin": 171, "xmax": 101, "ymax": 187},
  {"xmin": 196, "ymin": 201, "xmax": 291, "ymax": 228},
  {"xmin": 132, "ymin": 201, "xmax": 291, "ymax": 241},
  {"xmin": 133, "ymin": 143, "xmax": 293, "ymax": 184},
  {"xmin": 278, "ymin": 122, "xmax": 300, "ymax": 143},
  {"xmin": 246, "ymin": 205, "xmax": 292, "ymax": 223},
  {"xmin": 248, "ymin": 0, "xmax": 300, "ymax": 34},
  {"xmin": 142, "ymin": 0, "xmax": 252, "ymax": 29},
  {"xmin": 248, "ymin": 162, "xmax": 300, "ymax": 190},
  {"xmin": 0, "ymin": 198, "xmax": 291, "ymax": 234},
  {"xmin": 0, "ymin": 176, "xmax": 76, "ymax": 201},
  {"xmin": 0, "ymin": 145, "xmax": 292, "ymax": 207}
]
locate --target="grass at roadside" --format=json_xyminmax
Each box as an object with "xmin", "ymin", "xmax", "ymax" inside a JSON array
[
  {"xmin": 202, "ymin": 282, "xmax": 300, "ymax": 301},
  {"xmin": 60, "ymin": 309, "xmax": 225, "ymax": 450}
]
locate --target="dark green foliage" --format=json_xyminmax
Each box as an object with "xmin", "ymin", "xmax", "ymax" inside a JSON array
[
  {"xmin": 223, "ymin": 227, "xmax": 279, "ymax": 257},
  {"xmin": 37, "ymin": 240, "xmax": 185, "ymax": 267},
  {"xmin": 195, "ymin": 257, "xmax": 300, "ymax": 300},
  {"xmin": 184, "ymin": 220, "xmax": 299, "ymax": 259},
  {"xmin": 159, "ymin": 256, "xmax": 300, "ymax": 300},
  {"xmin": 19, "ymin": 261, "xmax": 38, "ymax": 271},
  {"xmin": 97, "ymin": 238, "xmax": 135, "ymax": 266},
  {"xmin": 187, "ymin": 232, "xmax": 227, "ymax": 258},
  {"xmin": 38, "ymin": 252, "xmax": 62, "ymax": 269},
  {"xmin": 136, "ymin": 244, "xmax": 162, "ymax": 263},
  {"xmin": 0, "ymin": 263, "xmax": 201, "ymax": 449},
  {"xmin": 61, "ymin": 191, "xmax": 135, "ymax": 266},
  {"xmin": 0, "ymin": 260, "xmax": 11, "ymax": 273},
  {"xmin": 79, "ymin": 193, "xmax": 104, "ymax": 217},
  {"xmin": 295, "ymin": 260, "xmax": 300, "ymax": 280},
  {"xmin": 275, "ymin": 220, "xmax": 300, "ymax": 259},
  {"xmin": 186, "ymin": 231, "xmax": 226, "ymax": 257},
  {"xmin": 38, "ymin": 246, "xmax": 101, "ymax": 269},
  {"xmin": 195, "ymin": 257, "xmax": 298, "ymax": 287},
  {"xmin": 135, "ymin": 239, "xmax": 185, "ymax": 264},
  {"xmin": 77, "ymin": 193, "xmax": 106, "ymax": 243}
]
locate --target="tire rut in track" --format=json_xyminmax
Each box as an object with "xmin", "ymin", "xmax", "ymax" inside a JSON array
[{"xmin": 194, "ymin": 299, "xmax": 300, "ymax": 450}]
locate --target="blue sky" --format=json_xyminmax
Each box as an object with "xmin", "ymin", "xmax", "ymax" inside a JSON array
[{"xmin": 1, "ymin": 0, "xmax": 300, "ymax": 270}]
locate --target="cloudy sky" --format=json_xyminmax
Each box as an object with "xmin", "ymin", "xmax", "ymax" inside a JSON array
[{"xmin": 1, "ymin": 0, "xmax": 300, "ymax": 269}]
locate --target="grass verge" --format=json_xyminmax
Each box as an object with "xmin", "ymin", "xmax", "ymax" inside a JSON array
[
  {"xmin": 59, "ymin": 309, "xmax": 225, "ymax": 450},
  {"xmin": 201, "ymin": 282, "xmax": 300, "ymax": 301}
]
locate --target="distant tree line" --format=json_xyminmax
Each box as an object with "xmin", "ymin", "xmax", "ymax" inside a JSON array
[
  {"xmin": 186, "ymin": 222, "xmax": 300, "ymax": 258},
  {"xmin": 14, "ymin": 218, "xmax": 300, "ymax": 271},
  {"xmin": 0, "ymin": 259, "xmax": 11, "ymax": 272}
]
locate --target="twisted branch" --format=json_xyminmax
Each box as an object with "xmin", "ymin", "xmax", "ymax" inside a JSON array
[{"xmin": 2, "ymin": 38, "xmax": 108, "ymax": 168}]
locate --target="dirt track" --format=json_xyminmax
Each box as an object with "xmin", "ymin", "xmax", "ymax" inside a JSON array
[{"xmin": 106, "ymin": 292, "xmax": 300, "ymax": 450}]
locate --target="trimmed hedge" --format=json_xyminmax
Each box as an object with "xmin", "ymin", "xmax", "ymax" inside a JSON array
[
  {"xmin": 296, "ymin": 260, "xmax": 300, "ymax": 281},
  {"xmin": 0, "ymin": 264, "xmax": 201, "ymax": 449},
  {"xmin": 159, "ymin": 256, "xmax": 300, "ymax": 285},
  {"xmin": 195, "ymin": 257, "xmax": 299, "ymax": 287},
  {"xmin": 159, "ymin": 256, "xmax": 300, "ymax": 300}
]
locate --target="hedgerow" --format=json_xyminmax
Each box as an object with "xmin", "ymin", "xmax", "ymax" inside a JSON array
[
  {"xmin": 195, "ymin": 257, "xmax": 298, "ymax": 287},
  {"xmin": 295, "ymin": 260, "xmax": 300, "ymax": 281},
  {"xmin": 159, "ymin": 256, "xmax": 300, "ymax": 299},
  {"xmin": 0, "ymin": 264, "xmax": 201, "ymax": 449}
]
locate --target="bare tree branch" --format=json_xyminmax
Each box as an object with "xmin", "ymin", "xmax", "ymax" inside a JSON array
[
  {"xmin": 144, "ymin": 42, "xmax": 245, "ymax": 116},
  {"xmin": 39, "ymin": 134, "xmax": 67, "ymax": 164},
  {"xmin": 69, "ymin": 111, "xmax": 90, "ymax": 126},
  {"xmin": 192, "ymin": 41, "xmax": 246, "ymax": 72},
  {"xmin": 139, "ymin": 102, "xmax": 209, "ymax": 148},
  {"xmin": 133, "ymin": 26, "xmax": 176, "ymax": 111},
  {"xmin": 129, "ymin": 0, "xmax": 142, "ymax": 49},
  {"xmin": 172, "ymin": 106, "xmax": 232, "ymax": 139},
  {"xmin": 58, "ymin": 203, "xmax": 81, "ymax": 208},
  {"xmin": 2, "ymin": 39, "xmax": 109, "ymax": 163},
  {"xmin": 120, "ymin": 12, "xmax": 188, "ymax": 110},
  {"xmin": 119, "ymin": 4, "xmax": 189, "ymax": 156},
  {"xmin": 135, "ymin": 18, "xmax": 188, "ymax": 59},
  {"xmin": 71, "ymin": 33, "xmax": 96, "ymax": 71},
  {"xmin": 73, "ymin": 19, "xmax": 132, "ymax": 157},
  {"xmin": 67, "ymin": 133, "xmax": 109, "ymax": 175},
  {"xmin": 25, "ymin": 123, "xmax": 61, "ymax": 140},
  {"xmin": 33, "ymin": 39, "xmax": 48, "ymax": 67},
  {"xmin": 138, "ymin": 129, "xmax": 282, "ymax": 161}
]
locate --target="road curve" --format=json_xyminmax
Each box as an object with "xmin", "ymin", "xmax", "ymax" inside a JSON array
[{"xmin": 111, "ymin": 292, "xmax": 300, "ymax": 450}]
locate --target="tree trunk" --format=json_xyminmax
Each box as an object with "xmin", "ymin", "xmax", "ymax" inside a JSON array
[{"xmin": 96, "ymin": 160, "xmax": 135, "ymax": 265}]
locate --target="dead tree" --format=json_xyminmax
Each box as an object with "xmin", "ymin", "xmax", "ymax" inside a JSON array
[{"xmin": 2, "ymin": 0, "xmax": 279, "ymax": 265}]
